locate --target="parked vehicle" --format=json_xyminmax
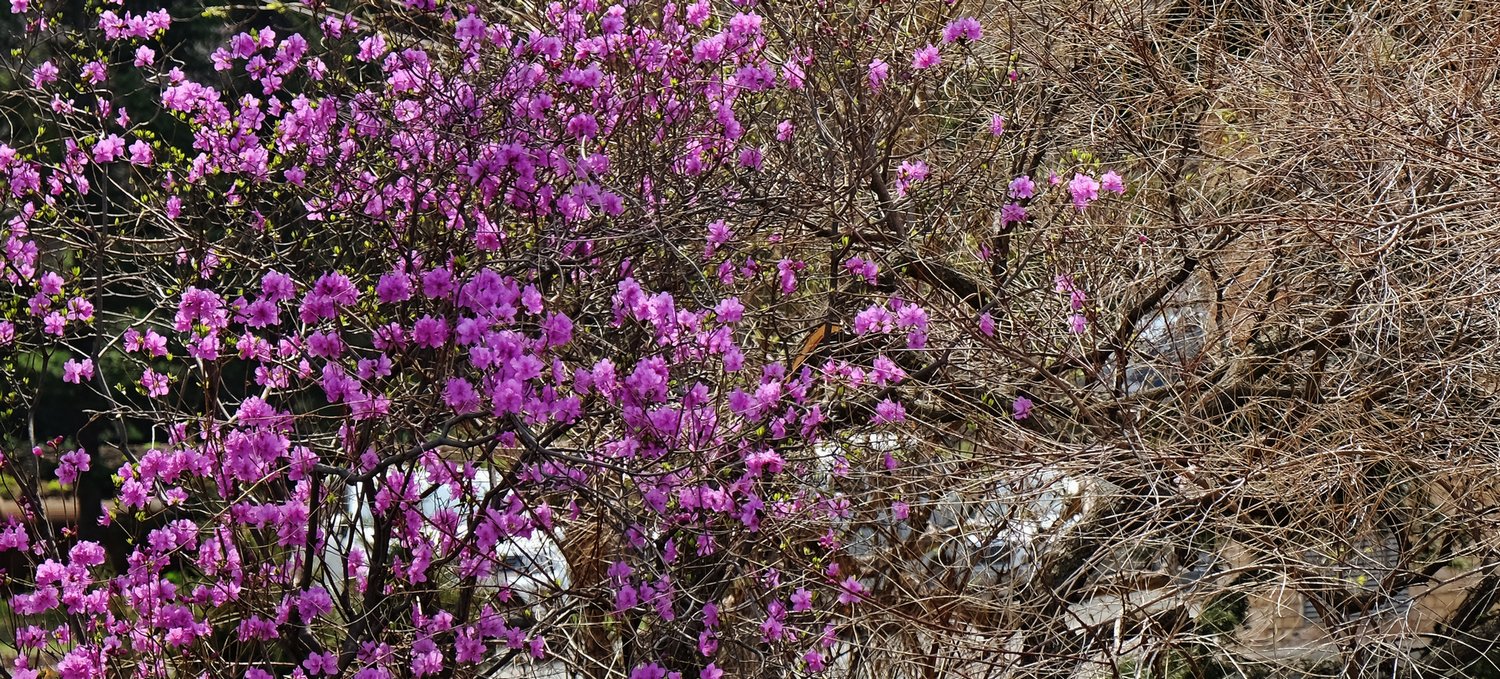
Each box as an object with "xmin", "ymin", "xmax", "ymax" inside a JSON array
[{"xmin": 322, "ymin": 464, "xmax": 571, "ymax": 622}]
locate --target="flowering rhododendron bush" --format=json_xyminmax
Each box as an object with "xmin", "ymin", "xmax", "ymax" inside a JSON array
[
  {"xmin": 7, "ymin": 0, "xmax": 1500, "ymax": 676},
  {"xmin": 0, "ymin": 0, "xmax": 1147, "ymax": 676}
]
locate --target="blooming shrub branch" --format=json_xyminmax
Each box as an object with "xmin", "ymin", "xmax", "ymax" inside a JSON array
[{"xmin": 0, "ymin": 0, "xmax": 1148, "ymax": 676}]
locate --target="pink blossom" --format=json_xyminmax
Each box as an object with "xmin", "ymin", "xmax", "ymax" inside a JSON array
[
  {"xmin": 630, "ymin": 664, "xmax": 667, "ymax": 679},
  {"xmin": 311, "ymin": 271, "xmax": 358, "ymax": 306},
  {"xmin": 895, "ymin": 159, "xmax": 929, "ymax": 198},
  {"xmin": 413, "ymin": 316, "xmax": 448, "ymax": 348},
  {"xmin": 777, "ymin": 259, "xmax": 799, "ymax": 293},
  {"xmin": 125, "ymin": 328, "xmax": 168, "ymax": 356},
  {"xmin": 82, "ymin": 61, "xmax": 105, "ymax": 83},
  {"xmin": 738, "ymin": 147, "xmax": 763, "ymax": 169},
  {"xmin": 844, "ymin": 256, "xmax": 878, "ymax": 284},
  {"xmin": 57, "ymin": 448, "xmax": 90, "ymax": 485},
  {"xmin": 854, "ymin": 304, "xmax": 894, "ymax": 335},
  {"xmin": 128, "ymin": 140, "xmax": 154, "ymax": 165},
  {"xmin": 0, "ymin": 524, "xmax": 27, "ymax": 552},
  {"xmin": 62, "ymin": 358, "xmax": 93, "ymax": 384},
  {"xmin": 376, "ymin": 272, "xmax": 412, "ymax": 303},
  {"xmin": 714, "ymin": 297, "xmax": 744, "ymax": 323},
  {"xmin": 303, "ymin": 652, "xmax": 339, "ymax": 676},
  {"xmin": 30, "ymin": 61, "xmax": 58, "ymax": 89},
  {"xmin": 92, "ymin": 135, "xmax": 125, "ymax": 163},
  {"xmin": 942, "ymin": 16, "xmax": 982, "ymax": 43},
  {"xmin": 685, "ymin": 0, "xmax": 710, "ymax": 25},
  {"xmin": 40, "ymin": 271, "xmax": 64, "ymax": 295},
  {"xmin": 1068, "ymin": 172, "xmax": 1100, "ymax": 210},
  {"xmin": 838, "ymin": 575, "xmax": 867, "ymax": 604},
  {"xmin": 423, "ymin": 267, "xmax": 455, "ymax": 299},
  {"xmin": 356, "ymin": 34, "xmax": 387, "ymax": 62},
  {"xmin": 872, "ymin": 399, "xmax": 906, "ymax": 424},
  {"xmin": 176, "ymin": 287, "xmax": 226, "ymax": 331},
  {"xmin": 895, "ymin": 303, "xmax": 929, "ymax": 330},
  {"xmin": 444, "ymin": 378, "xmax": 481, "ymax": 413},
  {"xmin": 1008, "ymin": 175, "xmax": 1035, "ymax": 198},
  {"xmin": 43, "ymin": 312, "xmax": 66, "ymax": 336},
  {"xmin": 1000, "ymin": 202, "xmax": 1027, "ymax": 224},
  {"xmin": 692, "ymin": 33, "xmax": 727, "ymax": 62},
  {"xmin": 911, "ymin": 44, "xmax": 941, "ymax": 70},
  {"xmin": 1013, "ymin": 396, "xmax": 1034, "ymax": 420},
  {"xmin": 566, "ymin": 113, "xmax": 599, "ymax": 139},
  {"xmin": 871, "ymin": 355, "xmax": 906, "ymax": 385},
  {"xmin": 729, "ymin": 12, "xmax": 763, "ymax": 36},
  {"xmin": 1101, "ymin": 170, "xmax": 1126, "ymax": 194},
  {"xmin": 56, "ymin": 647, "xmax": 102, "ymax": 679},
  {"xmin": 141, "ymin": 369, "xmax": 169, "ymax": 398},
  {"xmin": 705, "ymin": 219, "xmax": 732, "ymax": 257},
  {"xmin": 868, "ymin": 59, "xmax": 890, "ymax": 90},
  {"xmin": 411, "ymin": 637, "xmax": 443, "ymax": 676},
  {"xmin": 790, "ymin": 587, "xmax": 812, "ymax": 612}
]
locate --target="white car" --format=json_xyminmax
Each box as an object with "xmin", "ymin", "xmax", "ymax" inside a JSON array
[{"xmin": 321, "ymin": 465, "xmax": 571, "ymax": 622}]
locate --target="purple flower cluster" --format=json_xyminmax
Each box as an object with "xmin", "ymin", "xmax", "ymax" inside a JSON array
[{"xmin": 0, "ymin": 0, "xmax": 1134, "ymax": 675}]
